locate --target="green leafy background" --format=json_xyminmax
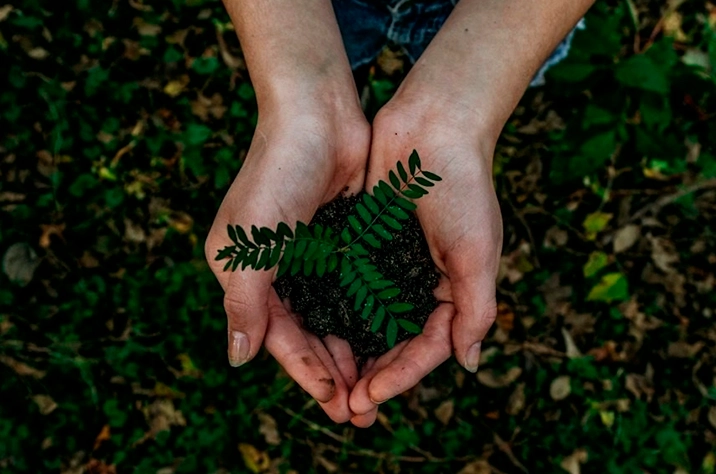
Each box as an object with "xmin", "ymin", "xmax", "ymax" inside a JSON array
[{"xmin": 1, "ymin": 0, "xmax": 715, "ymax": 473}]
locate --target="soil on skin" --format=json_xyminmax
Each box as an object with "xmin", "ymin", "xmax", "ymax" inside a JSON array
[{"xmin": 274, "ymin": 194, "xmax": 440, "ymax": 358}]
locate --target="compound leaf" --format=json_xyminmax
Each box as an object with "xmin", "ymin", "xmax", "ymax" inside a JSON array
[
  {"xmin": 397, "ymin": 319, "xmax": 422, "ymax": 334},
  {"xmin": 371, "ymin": 307, "xmax": 386, "ymax": 332},
  {"xmin": 397, "ymin": 161, "xmax": 408, "ymax": 183},
  {"xmin": 386, "ymin": 318, "xmax": 398, "ymax": 348}
]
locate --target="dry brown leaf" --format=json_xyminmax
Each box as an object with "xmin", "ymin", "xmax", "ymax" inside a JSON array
[
  {"xmin": 560, "ymin": 448, "xmax": 587, "ymax": 474},
  {"xmin": 506, "ymin": 382, "xmax": 526, "ymax": 416},
  {"xmin": 550, "ymin": 376, "xmax": 571, "ymax": 401},
  {"xmin": 28, "ymin": 47, "xmax": 49, "ymax": 60},
  {"xmin": 544, "ymin": 226, "xmax": 569, "ymax": 248},
  {"xmin": 434, "ymin": 399, "xmax": 454, "ymax": 425},
  {"xmin": 93, "ymin": 425, "xmax": 111, "ymax": 450},
  {"xmin": 33, "ymin": 395, "xmax": 58, "ymax": 415},
  {"xmin": 477, "ymin": 367, "xmax": 522, "ymax": 388},
  {"xmin": 708, "ymin": 406, "xmax": 716, "ymax": 430},
  {"xmin": 0, "ymin": 5, "xmax": 13, "ymax": 22},
  {"xmin": 133, "ymin": 17, "xmax": 161, "ymax": 36},
  {"xmin": 191, "ymin": 93, "xmax": 227, "ymax": 121},
  {"xmin": 257, "ymin": 412, "xmax": 281, "ymax": 446},
  {"xmin": 239, "ymin": 443, "xmax": 270, "ymax": 473},
  {"xmin": 613, "ymin": 224, "xmax": 640, "ymax": 253},
  {"xmin": 40, "ymin": 223, "xmax": 66, "ymax": 249},
  {"xmin": 625, "ymin": 372, "xmax": 654, "ymax": 401},
  {"xmin": 650, "ymin": 236, "xmax": 680, "ymax": 273},
  {"xmin": 377, "ymin": 48, "xmax": 405, "ymax": 76},
  {"xmin": 124, "ymin": 218, "xmax": 146, "ymax": 243},
  {"xmin": 496, "ymin": 302, "xmax": 515, "ymax": 333},
  {"xmin": 668, "ymin": 341, "xmax": 705, "ymax": 358},
  {"xmin": 216, "ymin": 27, "xmax": 244, "ymax": 69},
  {"xmin": 561, "ymin": 328, "xmax": 582, "ymax": 358},
  {"xmin": 0, "ymin": 355, "xmax": 45, "ymax": 379},
  {"xmin": 85, "ymin": 459, "xmax": 117, "ymax": 474},
  {"xmin": 457, "ymin": 460, "xmax": 492, "ymax": 474},
  {"xmin": 142, "ymin": 399, "xmax": 186, "ymax": 438}
]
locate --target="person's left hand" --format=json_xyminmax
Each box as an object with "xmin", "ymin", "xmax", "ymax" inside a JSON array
[{"xmin": 347, "ymin": 94, "xmax": 504, "ymax": 427}]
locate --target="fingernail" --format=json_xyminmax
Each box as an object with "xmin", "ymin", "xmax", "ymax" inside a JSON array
[
  {"xmin": 228, "ymin": 331, "xmax": 249, "ymax": 367},
  {"xmin": 464, "ymin": 341, "xmax": 481, "ymax": 373},
  {"xmin": 369, "ymin": 397, "xmax": 386, "ymax": 405}
]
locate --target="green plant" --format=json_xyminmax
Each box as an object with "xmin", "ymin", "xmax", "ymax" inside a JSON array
[{"xmin": 214, "ymin": 150, "xmax": 441, "ymax": 347}]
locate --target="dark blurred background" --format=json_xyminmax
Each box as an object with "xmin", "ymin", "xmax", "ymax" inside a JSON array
[{"xmin": 1, "ymin": 0, "xmax": 715, "ymax": 472}]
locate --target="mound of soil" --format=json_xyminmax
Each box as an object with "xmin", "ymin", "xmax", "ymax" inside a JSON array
[{"xmin": 274, "ymin": 194, "xmax": 439, "ymax": 358}]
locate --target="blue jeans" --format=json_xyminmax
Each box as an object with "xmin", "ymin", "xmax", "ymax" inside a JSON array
[{"xmin": 332, "ymin": 0, "xmax": 584, "ymax": 86}]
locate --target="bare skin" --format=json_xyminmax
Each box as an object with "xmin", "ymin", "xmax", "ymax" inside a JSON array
[{"xmin": 208, "ymin": 0, "xmax": 595, "ymax": 426}]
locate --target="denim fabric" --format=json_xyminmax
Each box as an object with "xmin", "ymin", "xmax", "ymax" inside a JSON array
[{"xmin": 332, "ymin": 0, "xmax": 585, "ymax": 87}]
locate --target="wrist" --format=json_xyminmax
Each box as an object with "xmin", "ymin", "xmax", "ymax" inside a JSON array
[{"xmin": 384, "ymin": 77, "xmax": 501, "ymax": 162}]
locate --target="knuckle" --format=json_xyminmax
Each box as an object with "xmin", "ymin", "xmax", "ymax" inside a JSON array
[{"xmin": 223, "ymin": 290, "xmax": 253, "ymax": 322}]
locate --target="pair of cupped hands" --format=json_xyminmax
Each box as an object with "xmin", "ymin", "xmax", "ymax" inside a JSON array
[{"xmin": 205, "ymin": 85, "xmax": 503, "ymax": 427}]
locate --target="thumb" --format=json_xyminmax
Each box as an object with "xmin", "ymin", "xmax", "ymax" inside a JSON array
[
  {"xmin": 449, "ymin": 264, "xmax": 498, "ymax": 374},
  {"xmin": 224, "ymin": 269, "xmax": 272, "ymax": 367}
]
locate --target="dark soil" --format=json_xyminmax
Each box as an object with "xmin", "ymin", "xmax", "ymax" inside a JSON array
[{"xmin": 274, "ymin": 194, "xmax": 440, "ymax": 358}]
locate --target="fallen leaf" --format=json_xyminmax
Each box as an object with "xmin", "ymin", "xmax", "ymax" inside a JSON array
[
  {"xmin": 599, "ymin": 410, "xmax": 615, "ymax": 428},
  {"xmin": 39, "ymin": 223, "xmax": 66, "ymax": 248},
  {"xmin": 28, "ymin": 47, "xmax": 49, "ymax": 60},
  {"xmin": 457, "ymin": 460, "xmax": 492, "ymax": 474},
  {"xmin": 0, "ymin": 355, "xmax": 46, "ymax": 378},
  {"xmin": 613, "ymin": 224, "xmax": 640, "ymax": 253},
  {"xmin": 506, "ymin": 382, "xmax": 526, "ymax": 415},
  {"xmin": 191, "ymin": 93, "xmax": 227, "ymax": 121},
  {"xmin": 583, "ymin": 251, "xmax": 608, "ymax": 278},
  {"xmin": 0, "ymin": 5, "xmax": 13, "ymax": 22},
  {"xmin": 650, "ymin": 236, "xmax": 679, "ymax": 273},
  {"xmin": 32, "ymin": 395, "xmax": 58, "ymax": 415},
  {"xmin": 550, "ymin": 375, "xmax": 571, "ymax": 401},
  {"xmin": 2, "ymin": 242, "xmax": 40, "ymax": 287},
  {"xmin": 257, "ymin": 412, "xmax": 280, "ymax": 446},
  {"xmin": 163, "ymin": 76, "xmax": 189, "ymax": 97},
  {"xmin": 496, "ymin": 302, "xmax": 515, "ymax": 333},
  {"xmin": 560, "ymin": 448, "xmax": 588, "ymax": 474},
  {"xmin": 477, "ymin": 366, "xmax": 522, "ymax": 388},
  {"xmin": 663, "ymin": 11, "xmax": 688, "ymax": 42},
  {"xmin": 561, "ymin": 328, "xmax": 582, "ymax": 358},
  {"xmin": 238, "ymin": 443, "xmax": 270, "ymax": 473},
  {"xmin": 142, "ymin": 399, "xmax": 186, "ymax": 438},
  {"xmin": 85, "ymin": 459, "xmax": 117, "ymax": 474},
  {"xmin": 124, "ymin": 218, "xmax": 146, "ymax": 243},
  {"xmin": 668, "ymin": 341, "xmax": 704, "ymax": 358},
  {"xmin": 434, "ymin": 399, "xmax": 454, "ymax": 425},
  {"xmin": 133, "ymin": 17, "xmax": 161, "ymax": 36},
  {"xmin": 93, "ymin": 425, "xmax": 111, "ymax": 450},
  {"xmin": 583, "ymin": 212, "xmax": 612, "ymax": 240},
  {"xmin": 587, "ymin": 273, "xmax": 629, "ymax": 302}
]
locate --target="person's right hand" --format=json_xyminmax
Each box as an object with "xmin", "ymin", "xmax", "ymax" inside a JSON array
[{"xmin": 205, "ymin": 98, "xmax": 370, "ymax": 423}]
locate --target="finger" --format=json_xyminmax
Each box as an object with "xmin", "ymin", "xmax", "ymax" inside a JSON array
[
  {"xmin": 264, "ymin": 293, "xmax": 337, "ymax": 404},
  {"xmin": 434, "ymin": 272, "xmax": 453, "ymax": 303},
  {"xmin": 224, "ymin": 270, "xmax": 273, "ymax": 367},
  {"xmin": 323, "ymin": 335, "xmax": 358, "ymax": 390},
  {"xmin": 350, "ymin": 407, "xmax": 378, "ymax": 428},
  {"xmin": 366, "ymin": 303, "xmax": 454, "ymax": 405},
  {"xmin": 349, "ymin": 340, "xmax": 408, "ymax": 416},
  {"xmin": 449, "ymin": 266, "xmax": 497, "ymax": 373},
  {"xmin": 304, "ymin": 332, "xmax": 354, "ymax": 423}
]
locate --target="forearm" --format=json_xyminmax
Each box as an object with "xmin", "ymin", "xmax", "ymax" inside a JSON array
[
  {"xmin": 392, "ymin": 0, "xmax": 595, "ymax": 147},
  {"xmin": 222, "ymin": 0, "xmax": 358, "ymax": 111}
]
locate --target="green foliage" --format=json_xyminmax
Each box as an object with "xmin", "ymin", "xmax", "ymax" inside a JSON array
[
  {"xmin": 215, "ymin": 151, "xmax": 438, "ymax": 347},
  {"xmin": 1, "ymin": 1, "xmax": 715, "ymax": 473}
]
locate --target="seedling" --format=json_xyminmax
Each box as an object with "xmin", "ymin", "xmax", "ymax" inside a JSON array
[{"xmin": 215, "ymin": 150, "xmax": 441, "ymax": 348}]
